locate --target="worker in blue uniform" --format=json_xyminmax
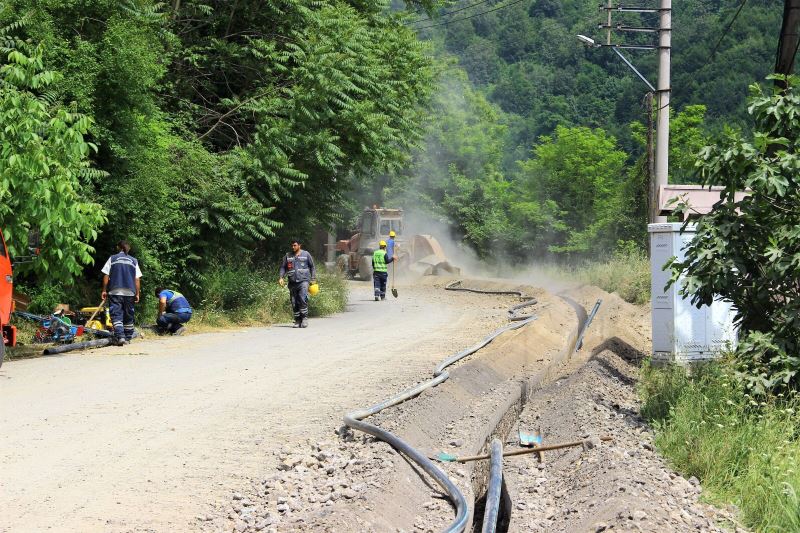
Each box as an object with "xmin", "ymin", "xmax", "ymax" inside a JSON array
[
  {"xmin": 154, "ymin": 287, "xmax": 193, "ymax": 335},
  {"xmin": 101, "ymin": 240, "xmax": 142, "ymax": 345},
  {"xmin": 279, "ymin": 238, "xmax": 317, "ymax": 328}
]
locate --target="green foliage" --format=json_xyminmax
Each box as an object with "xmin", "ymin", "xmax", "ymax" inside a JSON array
[
  {"xmin": 0, "ymin": 40, "xmax": 105, "ymax": 278},
  {"xmin": 669, "ymin": 75, "xmax": 800, "ymax": 393},
  {"xmin": 0, "ymin": 0, "xmax": 433, "ymax": 312},
  {"xmin": 641, "ymin": 361, "xmax": 800, "ymax": 532},
  {"xmin": 574, "ymin": 244, "xmax": 650, "ymax": 305},
  {"xmin": 518, "ymin": 125, "xmax": 627, "ymax": 255},
  {"xmin": 191, "ymin": 263, "xmax": 348, "ymax": 326}
]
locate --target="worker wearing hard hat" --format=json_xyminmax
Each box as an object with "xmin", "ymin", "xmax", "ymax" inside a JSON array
[
  {"xmin": 372, "ymin": 240, "xmax": 395, "ymax": 301},
  {"xmin": 279, "ymin": 238, "xmax": 317, "ymax": 328},
  {"xmin": 387, "ymin": 230, "xmax": 397, "ymax": 261}
]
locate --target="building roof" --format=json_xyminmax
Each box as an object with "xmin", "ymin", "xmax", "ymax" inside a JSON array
[{"xmin": 659, "ymin": 184, "xmax": 749, "ymax": 218}]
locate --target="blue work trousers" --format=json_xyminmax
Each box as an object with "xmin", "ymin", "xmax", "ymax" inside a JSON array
[
  {"xmin": 156, "ymin": 312, "xmax": 192, "ymax": 334},
  {"xmin": 289, "ymin": 281, "xmax": 309, "ymax": 321},
  {"xmin": 373, "ymin": 271, "xmax": 388, "ymax": 299},
  {"xmin": 109, "ymin": 294, "xmax": 135, "ymax": 341}
]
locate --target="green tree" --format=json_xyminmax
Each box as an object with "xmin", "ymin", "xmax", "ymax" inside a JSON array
[
  {"xmin": 518, "ymin": 125, "xmax": 627, "ymax": 255},
  {"xmin": 0, "ymin": 38, "xmax": 105, "ymax": 277},
  {"xmin": 669, "ymin": 75, "xmax": 800, "ymax": 394}
]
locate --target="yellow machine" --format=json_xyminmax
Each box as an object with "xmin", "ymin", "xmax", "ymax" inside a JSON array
[{"xmin": 80, "ymin": 305, "xmax": 113, "ymax": 331}]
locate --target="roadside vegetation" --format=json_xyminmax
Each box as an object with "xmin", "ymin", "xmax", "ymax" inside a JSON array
[
  {"xmin": 573, "ymin": 246, "xmax": 650, "ymax": 305},
  {"xmin": 641, "ymin": 361, "xmax": 800, "ymax": 532}
]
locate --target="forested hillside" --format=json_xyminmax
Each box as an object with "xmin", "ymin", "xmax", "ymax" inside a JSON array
[{"xmin": 386, "ymin": 0, "xmax": 787, "ymax": 261}]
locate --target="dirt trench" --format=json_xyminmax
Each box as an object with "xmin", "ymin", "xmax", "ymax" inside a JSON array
[{"xmin": 218, "ymin": 282, "xmax": 746, "ymax": 533}]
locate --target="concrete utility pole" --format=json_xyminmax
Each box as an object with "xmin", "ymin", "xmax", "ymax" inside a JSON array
[{"xmin": 654, "ymin": 0, "xmax": 671, "ymax": 223}]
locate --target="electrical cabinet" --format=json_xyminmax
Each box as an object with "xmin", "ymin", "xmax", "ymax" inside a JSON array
[{"xmin": 649, "ymin": 223, "xmax": 737, "ymax": 363}]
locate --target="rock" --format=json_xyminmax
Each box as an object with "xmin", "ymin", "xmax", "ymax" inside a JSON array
[
  {"xmin": 232, "ymin": 493, "xmax": 244, "ymax": 501},
  {"xmin": 449, "ymin": 439, "xmax": 464, "ymax": 448},
  {"xmin": 342, "ymin": 489, "xmax": 358, "ymax": 499},
  {"xmin": 593, "ymin": 522, "xmax": 609, "ymax": 532},
  {"xmin": 688, "ymin": 476, "xmax": 700, "ymax": 486},
  {"xmin": 632, "ymin": 510, "xmax": 648, "ymax": 521},
  {"xmin": 582, "ymin": 435, "xmax": 602, "ymax": 450}
]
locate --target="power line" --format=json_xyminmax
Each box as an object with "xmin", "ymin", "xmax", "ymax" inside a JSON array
[
  {"xmin": 709, "ymin": 0, "xmax": 748, "ymax": 61},
  {"xmin": 407, "ymin": 0, "xmax": 498, "ymax": 25},
  {"xmin": 413, "ymin": 0, "xmax": 529, "ymax": 31}
]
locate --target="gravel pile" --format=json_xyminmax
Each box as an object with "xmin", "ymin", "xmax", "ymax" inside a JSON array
[{"xmin": 504, "ymin": 348, "xmax": 745, "ymax": 532}]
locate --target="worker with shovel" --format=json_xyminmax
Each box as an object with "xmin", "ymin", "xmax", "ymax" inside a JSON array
[
  {"xmin": 278, "ymin": 238, "xmax": 317, "ymax": 328},
  {"xmin": 100, "ymin": 240, "xmax": 142, "ymax": 346},
  {"xmin": 154, "ymin": 287, "xmax": 192, "ymax": 335},
  {"xmin": 372, "ymin": 241, "xmax": 395, "ymax": 301}
]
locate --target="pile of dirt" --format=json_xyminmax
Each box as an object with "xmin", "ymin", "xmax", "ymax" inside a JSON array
[{"xmin": 503, "ymin": 288, "xmax": 744, "ymax": 532}]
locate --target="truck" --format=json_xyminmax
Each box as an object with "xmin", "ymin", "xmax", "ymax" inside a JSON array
[
  {"xmin": 0, "ymin": 230, "xmax": 39, "ymax": 368},
  {"xmin": 333, "ymin": 207, "xmax": 459, "ymax": 280}
]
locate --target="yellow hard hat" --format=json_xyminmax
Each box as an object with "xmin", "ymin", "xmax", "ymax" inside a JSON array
[
  {"xmin": 379, "ymin": 240, "xmax": 387, "ymax": 247},
  {"xmin": 389, "ymin": 230, "xmax": 396, "ymax": 237},
  {"xmin": 308, "ymin": 283, "xmax": 320, "ymax": 296}
]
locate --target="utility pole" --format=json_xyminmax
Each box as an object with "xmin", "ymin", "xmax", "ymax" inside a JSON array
[
  {"xmin": 654, "ymin": 0, "xmax": 671, "ymax": 223},
  {"xmin": 646, "ymin": 92, "xmax": 656, "ymax": 224},
  {"xmin": 775, "ymin": 0, "xmax": 800, "ymax": 90}
]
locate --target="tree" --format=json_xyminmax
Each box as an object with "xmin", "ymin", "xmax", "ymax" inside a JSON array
[
  {"xmin": 0, "ymin": 38, "xmax": 105, "ymax": 278},
  {"xmin": 669, "ymin": 75, "xmax": 800, "ymax": 394},
  {"xmin": 518, "ymin": 125, "xmax": 627, "ymax": 256}
]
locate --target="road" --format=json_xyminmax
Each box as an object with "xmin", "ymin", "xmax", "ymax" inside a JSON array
[{"xmin": 0, "ymin": 280, "xmax": 508, "ymax": 532}]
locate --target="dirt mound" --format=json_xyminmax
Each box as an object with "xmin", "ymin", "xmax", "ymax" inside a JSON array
[{"xmin": 504, "ymin": 287, "xmax": 743, "ymax": 532}]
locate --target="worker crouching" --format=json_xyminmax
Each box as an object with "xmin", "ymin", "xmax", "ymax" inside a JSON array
[
  {"xmin": 154, "ymin": 288, "xmax": 192, "ymax": 335},
  {"xmin": 279, "ymin": 238, "xmax": 317, "ymax": 328},
  {"xmin": 372, "ymin": 240, "xmax": 394, "ymax": 301}
]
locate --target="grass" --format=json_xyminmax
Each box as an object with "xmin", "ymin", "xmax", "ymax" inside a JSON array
[
  {"xmin": 190, "ymin": 268, "xmax": 348, "ymax": 329},
  {"xmin": 640, "ymin": 360, "xmax": 800, "ymax": 532},
  {"xmin": 575, "ymin": 248, "xmax": 651, "ymax": 305}
]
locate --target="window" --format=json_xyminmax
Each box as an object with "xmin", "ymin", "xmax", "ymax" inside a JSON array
[
  {"xmin": 380, "ymin": 221, "xmax": 391, "ymax": 236},
  {"xmin": 380, "ymin": 219, "xmax": 402, "ymax": 236},
  {"xmin": 361, "ymin": 213, "xmax": 374, "ymax": 235}
]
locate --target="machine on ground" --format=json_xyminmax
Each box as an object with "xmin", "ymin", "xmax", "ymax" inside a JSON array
[{"xmin": 333, "ymin": 207, "xmax": 459, "ymax": 280}]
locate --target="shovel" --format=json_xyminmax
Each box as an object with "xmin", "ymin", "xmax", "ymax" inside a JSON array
[{"xmin": 391, "ymin": 261, "xmax": 398, "ymax": 298}]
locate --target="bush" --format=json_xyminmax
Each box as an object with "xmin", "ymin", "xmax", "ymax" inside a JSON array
[
  {"xmin": 640, "ymin": 361, "xmax": 800, "ymax": 532},
  {"xmin": 575, "ymin": 245, "xmax": 651, "ymax": 305},
  {"xmin": 190, "ymin": 263, "xmax": 348, "ymax": 327}
]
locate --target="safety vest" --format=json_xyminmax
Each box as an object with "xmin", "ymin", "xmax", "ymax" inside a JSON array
[
  {"xmin": 161, "ymin": 290, "xmax": 192, "ymax": 314},
  {"xmin": 373, "ymin": 249, "xmax": 388, "ymax": 273},
  {"xmin": 108, "ymin": 252, "xmax": 139, "ymax": 292}
]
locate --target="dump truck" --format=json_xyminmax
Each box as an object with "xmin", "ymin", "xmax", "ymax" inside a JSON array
[{"xmin": 333, "ymin": 207, "xmax": 459, "ymax": 280}]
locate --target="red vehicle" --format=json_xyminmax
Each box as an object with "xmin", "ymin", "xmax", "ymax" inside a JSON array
[
  {"xmin": 0, "ymin": 230, "xmax": 16, "ymax": 367},
  {"xmin": 0, "ymin": 229, "xmax": 39, "ymax": 368}
]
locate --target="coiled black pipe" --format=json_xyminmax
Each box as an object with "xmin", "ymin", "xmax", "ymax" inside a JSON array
[
  {"xmin": 343, "ymin": 280, "xmax": 539, "ymax": 533},
  {"xmin": 481, "ymin": 438, "xmax": 504, "ymax": 533}
]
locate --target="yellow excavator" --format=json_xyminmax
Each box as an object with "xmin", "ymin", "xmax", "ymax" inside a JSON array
[{"xmin": 333, "ymin": 207, "xmax": 459, "ymax": 280}]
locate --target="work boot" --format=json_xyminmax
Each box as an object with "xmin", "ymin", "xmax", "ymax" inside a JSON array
[
  {"xmin": 300, "ymin": 317, "xmax": 308, "ymax": 328},
  {"xmin": 173, "ymin": 326, "xmax": 186, "ymax": 336},
  {"xmin": 116, "ymin": 337, "xmax": 129, "ymax": 346},
  {"xmin": 293, "ymin": 320, "xmax": 300, "ymax": 328},
  {"xmin": 381, "ymin": 296, "xmax": 385, "ymax": 300},
  {"xmin": 374, "ymin": 296, "xmax": 379, "ymax": 301}
]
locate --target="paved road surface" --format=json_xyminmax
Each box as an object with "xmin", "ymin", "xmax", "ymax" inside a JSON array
[{"xmin": 0, "ymin": 280, "xmax": 501, "ymax": 532}]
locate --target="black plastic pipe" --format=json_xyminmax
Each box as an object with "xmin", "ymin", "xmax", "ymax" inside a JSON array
[
  {"xmin": 481, "ymin": 438, "xmax": 503, "ymax": 533},
  {"xmin": 343, "ymin": 280, "xmax": 540, "ymax": 533},
  {"xmin": 43, "ymin": 338, "xmax": 111, "ymax": 355}
]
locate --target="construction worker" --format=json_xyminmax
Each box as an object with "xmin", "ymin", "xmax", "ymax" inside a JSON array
[
  {"xmin": 387, "ymin": 230, "xmax": 397, "ymax": 261},
  {"xmin": 279, "ymin": 239, "xmax": 317, "ymax": 328},
  {"xmin": 154, "ymin": 287, "xmax": 192, "ymax": 335},
  {"xmin": 100, "ymin": 240, "xmax": 141, "ymax": 345},
  {"xmin": 372, "ymin": 240, "xmax": 394, "ymax": 301}
]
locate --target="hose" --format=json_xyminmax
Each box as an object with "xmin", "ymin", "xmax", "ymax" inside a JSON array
[
  {"xmin": 574, "ymin": 298, "xmax": 602, "ymax": 352},
  {"xmin": 343, "ymin": 280, "xmax": 539, "ymax": 533},
  {"xmin": 43, "ymin": 338, "xmax": 112, "ymax": 355},
  {"xmin": 481, "ymin": 438, "xmax": 503, "ymax": 533}
]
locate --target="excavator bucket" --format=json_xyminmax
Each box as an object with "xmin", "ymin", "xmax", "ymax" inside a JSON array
[{"xmin": 407, "ymin": 235, "xmax": 461, "ymax": 276}]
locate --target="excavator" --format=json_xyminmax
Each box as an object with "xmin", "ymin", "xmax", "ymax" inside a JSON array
[{"xmin": 333, "ymin": 207, "xmax": 459, "ymax": 280}]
